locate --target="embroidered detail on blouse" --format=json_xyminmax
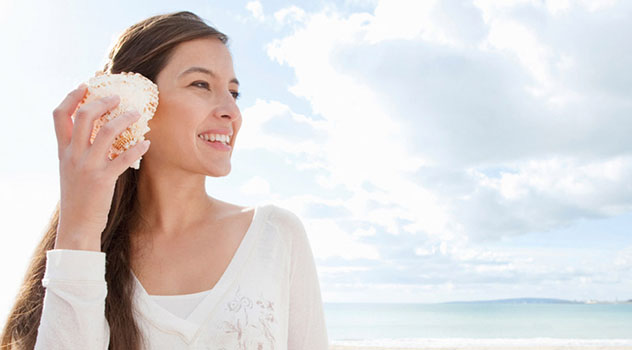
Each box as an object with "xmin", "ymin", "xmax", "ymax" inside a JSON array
[{"xmin": 222, "ymin": 286, "xmax": 277, "ymax": 350}]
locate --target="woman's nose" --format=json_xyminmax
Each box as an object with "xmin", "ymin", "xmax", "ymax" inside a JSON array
[{"xmin": 214, "ymin": 92, "xmax": 241, "ymax": 120}]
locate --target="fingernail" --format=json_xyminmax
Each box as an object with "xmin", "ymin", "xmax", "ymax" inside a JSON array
[
  {"xmin": 143, "ymin": 140, "xmax": 151, "ymax": 147},
  {"xmin": 76, "ymin": 82, "xmax": 87, "ymax": 90},
  {"xmin": 105, "ymin": 95, "xmax": 120, "ymax": 102}
]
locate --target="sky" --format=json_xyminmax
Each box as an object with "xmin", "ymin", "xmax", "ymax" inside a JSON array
[{"xmin": 1, "ymin": 0, "xmax": 631, "ymax": 323}]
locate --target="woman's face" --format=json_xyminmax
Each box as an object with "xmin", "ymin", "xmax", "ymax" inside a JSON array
[{"xmin": 144, "ymin": 37, "xmax": 241, "ymax": 177}]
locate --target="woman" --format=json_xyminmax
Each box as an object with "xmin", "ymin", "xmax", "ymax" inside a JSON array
[{"xmin": 1, "ymin": 11, "xmax": 329, "ymax": 350}]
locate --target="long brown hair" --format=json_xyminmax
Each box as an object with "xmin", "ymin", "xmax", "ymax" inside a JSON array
[{"xmin": 1, "ymin": 11, "xmax": 228, "ymax": 350}]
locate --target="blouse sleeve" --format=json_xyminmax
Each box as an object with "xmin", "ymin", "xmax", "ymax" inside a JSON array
[
  {"xmin": 282, "ymin": 210, "xmax": 330, "ymax": 350},
  {"xmin": 35, "ymin": 249, "xmax": 110, "ymax": 350}
]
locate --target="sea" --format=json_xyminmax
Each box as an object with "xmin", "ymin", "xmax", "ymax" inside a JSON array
[{"xmin": 323, "ymin": 302, "xmax": 632, "ymax": 348}]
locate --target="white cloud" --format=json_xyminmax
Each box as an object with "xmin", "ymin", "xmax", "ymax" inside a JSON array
[
  {"xmin": 615, "ymin": 245, "xmax": 632, "ymax": 269},
  {"xmin": 352, "ymin": 226, "xmax": 376, "ymax": 238},
  {"xmin": 319, "ymin": 265, "xmax": 371, "ymax": 274},
  {"xmin": 545, "ymin": 0, "xmax": 573, "ymax": 14},
  {"xmin": 365, "ymin": 0, "xmax": 433, "ymax": 42},
  {"xmin": 274, "ymin": 5, "xmax": 306, "ymax": 25},
  {"xmin": 365, "ymin": 0, "xmax": 487, "ymax": 47},
  {"xmin": 320, "ymin": 242, "xmax": 632, "ymax": 302},
  {"xmin": 304, "ymin": 218, "xmax": 381, "ymax": 260},
  {"xmin": 258, "ymin": 1, "xmax": 632, "ymax": 246},
  {"xmin": 239, "ymin": 176, "xmax": 271, "ymax": 196},
  {"xmin": 266, "ymin": 8, "xmax": 449, "ymax": 240},
  {"xmin": 238, "ymin": 99, "xmax": 327, "ymax": 157},
  {"xmin": 245, "ymin": 0, "xmax": 265, "ymax": 22},
  {"xmin": 579, "ymin": 0, "xmax": 618, "ymax": 12},
  {"xmin": 254, "ymin": 0, "xmax": 632, "ymax": 301},
  {"xmin": 568, "ymin": 0, "xmax": 618, "ymax": 12},
  {"xmin": 456, "ymin": 156, "xmax": 632, "ymax": 240},
  {"xmin": 483, "ymin": 18, "xmax": 553, "ymax": 91}
]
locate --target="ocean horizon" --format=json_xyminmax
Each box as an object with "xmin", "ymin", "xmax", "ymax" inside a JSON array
[{"xmin": 323, "ymin": 301, "xmax": 632, "ymax": 348}]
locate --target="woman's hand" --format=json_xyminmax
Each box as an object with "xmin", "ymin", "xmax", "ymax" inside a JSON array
[{"xmin": 52, "ymin": 83, "xmax": 151, "ymax": 251}]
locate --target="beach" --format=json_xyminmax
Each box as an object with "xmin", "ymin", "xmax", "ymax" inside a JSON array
[
  {"xmin": 330, "ymin": 346, "xmax": 632, "ymax": 350},
  {"xmin": 327, "ymin": 338, "xmax": 632, "ymax": 350},
  {"xmin": 323, "ymin": 303, "xmax": 632, "ymax": 350}
]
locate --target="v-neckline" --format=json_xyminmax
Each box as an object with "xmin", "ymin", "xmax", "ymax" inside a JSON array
[{"xmin": 130, "ymin": 204, "xmax": 268, "ymax": 343}]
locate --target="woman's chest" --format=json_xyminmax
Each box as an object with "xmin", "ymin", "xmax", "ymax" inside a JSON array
[
  {"xmin": 131, "ymin": 218, "xmax": 252, "ymax": 295},
  {"xmin": 136, "ymin": 247, "xmax": 292, "ymax": 349}
]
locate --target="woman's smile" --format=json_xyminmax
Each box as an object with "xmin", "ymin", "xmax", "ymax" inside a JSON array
[{"xmin": 198, "ymin": 134, "xmax": 232, "ymax": 151}]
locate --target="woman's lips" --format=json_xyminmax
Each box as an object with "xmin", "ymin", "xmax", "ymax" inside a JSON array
[{"xmin": 199, "ymin": 137, "xmax": 232, "ymax": 151}]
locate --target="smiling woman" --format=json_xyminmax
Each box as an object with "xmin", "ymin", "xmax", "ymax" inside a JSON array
[
  {"xmin": 0, "ymin": 11, "xmax": 328, "ymax": 350},
  {"xmin": 141, "ymin": 37, "xmax": 241, "ymax": 178}
]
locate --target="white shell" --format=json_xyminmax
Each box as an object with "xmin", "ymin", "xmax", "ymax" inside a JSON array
[{"xmin": 75, "ymin": 72, "xmax": 159, "ymax": 169}]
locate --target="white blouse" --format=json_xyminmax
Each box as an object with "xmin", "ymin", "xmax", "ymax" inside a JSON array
[
  {"xmin": 149, "ymin": 289, "xmax": 213, "ymax": 320},
  {"xmin": 35, "ymin": 204, "xmax": 330, "ymax": 349}
]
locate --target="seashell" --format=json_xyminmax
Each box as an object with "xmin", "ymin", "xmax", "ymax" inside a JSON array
[{"xmin": 74, "ymin": 72, "xmax": 159, "ymax": 169}]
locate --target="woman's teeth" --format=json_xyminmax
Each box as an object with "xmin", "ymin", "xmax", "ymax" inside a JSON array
[{"xmin": 198, "ymin": 133, "xmax": 230, "ymax": 144}]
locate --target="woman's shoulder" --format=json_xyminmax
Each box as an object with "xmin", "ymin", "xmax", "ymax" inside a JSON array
[
  {"xmin": 255, "ymin": 204, "xmax": 316, "ymax": 261},
  {"xmin": 259, "ymin": 203, "xmax": 305, "ymax": 231},
  {"xmin": 219, "ymin": 201, "xmax": 306, "ymax": 237}
]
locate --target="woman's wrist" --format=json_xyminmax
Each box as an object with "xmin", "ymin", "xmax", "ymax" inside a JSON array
[{"xmin": 54, "ymin": 231, "xmax": 102, "ymax": 252}]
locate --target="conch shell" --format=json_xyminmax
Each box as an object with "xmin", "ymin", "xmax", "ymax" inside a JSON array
[{"xmin": 75, "ymin": 71, "xmax": 159, "ymax": 169}]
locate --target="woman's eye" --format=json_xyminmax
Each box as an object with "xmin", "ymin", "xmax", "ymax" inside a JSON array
[
  {"xmin": 191, "ymin": 81, "xmax": 239, "ymax": 100},
  {"xmin": 192, "ymin": 81, "xmax": 210, "ymax": 89}
]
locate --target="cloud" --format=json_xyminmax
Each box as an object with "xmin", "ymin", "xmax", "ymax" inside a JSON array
[
  {"xmin": 245, "ymin": 0, "xmax": 265, "ymax": 22},
  {"xmin": 447, "ymin": 156, "xmax": 632, "ymax": 240},
  {"xmin": 274, "ymin": 5, "xmax": 306, "ymax": 25},
  {"xmin": 304, "ymin": 218, "xmax": 382, "ymax": 261},
  {"xmin": 266, "ymin": 8, "xmax": 452, "ymax": 242},
  {"xmin": 319, "ymin": 232, "xmax": 631, "ymax": 301},
  {"xmin": 239, "ymin": 99, "xmax": 328, "ymax": 157},
  {"xmin": 269, "ymin": 0, "xmax": 632, "ymax": 242},
  {"xmin": 615, "ymin": 245, "xmax": 632, "ymax": 270},
  {"xmin": 239, "ymin": 176, "xmax": 271, "ymax": 196},
  {"xmin": 365, "ymin": 0, "xmax": 487, "ymax": 45},
  {"xmin": 244, "ymin": 0, "xmax": 632, "ymax": 301}
]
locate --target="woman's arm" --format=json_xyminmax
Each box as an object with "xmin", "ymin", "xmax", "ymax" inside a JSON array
[
  {"xmin": 35, "ymin": 249, "xmax": 110, "ymax": 350},
  {"xmin": 37, "ymin": 75, "xmax": 147, "ymax": 349},
  {"xmin": 284, "ymin": 211, "xmax": 330, "ymax": 350}
]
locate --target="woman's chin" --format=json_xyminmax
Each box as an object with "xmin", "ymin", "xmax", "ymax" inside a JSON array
[{"xmin": 205, "ymin": 163, "xmax": 231, "ymax": 178}]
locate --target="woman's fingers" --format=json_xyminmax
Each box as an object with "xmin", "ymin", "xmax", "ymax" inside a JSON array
[
  {"xmin": 52, "ymin": 84, "xmax": 87, "ymax": 156},
  {"xmin": 55, "ymin": 86, "xmax": 150, "ymax": 173},
  {"xmin": 110, "ymin": 138, "xmax": 150, "ymax": 175},
  {"xmin": 89, "ymin": 110, "xmax": 141, "ymax": 161},
  {"xmin": 70, "ymin": 95, "xmax": 120, "ymax": 153}
]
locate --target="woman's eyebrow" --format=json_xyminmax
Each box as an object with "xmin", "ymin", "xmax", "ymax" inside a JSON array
[{"xmin": 178, "ymin": 66, "xmax": 239, "ymax": 85}]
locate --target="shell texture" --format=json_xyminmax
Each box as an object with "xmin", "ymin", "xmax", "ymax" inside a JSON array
[{"xmin": 75, "ymin": 72, "xmax": 159, "ymax": 169}]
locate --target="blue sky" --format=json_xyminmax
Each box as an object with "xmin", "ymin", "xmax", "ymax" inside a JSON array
[{"xmin": 1, "ymin": 0, "xmax": 631, "ymax": 322}]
